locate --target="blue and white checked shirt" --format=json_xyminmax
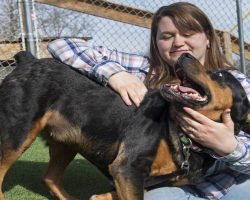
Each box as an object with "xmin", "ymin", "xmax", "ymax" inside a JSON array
[{"xmin": 48, "ymin": 38, "xmax": 250, "ymax": 200}]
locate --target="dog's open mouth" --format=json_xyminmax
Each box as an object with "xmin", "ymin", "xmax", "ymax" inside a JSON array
[
  {"xmin": 163, "ymin": 82, "xmax": 207, "ymax": 102},
  {"xmin": 160, "ymin": 56, "xmax": 210, "ymax": 107}
]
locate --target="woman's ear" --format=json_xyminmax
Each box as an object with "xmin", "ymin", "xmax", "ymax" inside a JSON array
[
  {"xmin": 206, "ymin": 38, "xmax": 210, "ymax": 49},
  {"xmin": 205, "ymin": 33, "xmax": 210, "ymax": 49}
]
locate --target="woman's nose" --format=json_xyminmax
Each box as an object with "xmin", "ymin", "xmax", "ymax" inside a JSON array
[{"xmin": 173, "ymin": 35, "xmax": 185, "ymax": 47}]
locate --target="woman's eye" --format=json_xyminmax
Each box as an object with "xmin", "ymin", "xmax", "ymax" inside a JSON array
[
  {"xmin": 183, "ymin": 32, "xmax": 195, "ymax": 37},
  {"xmin": 183, "ymin": 33, "xmax": 192, "ymax": 37},
  {"xmin": 161, "ymin": 35, "xmax": 172, "ymax": 40}
]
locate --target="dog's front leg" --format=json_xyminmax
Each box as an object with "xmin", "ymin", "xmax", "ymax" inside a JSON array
[
  {"xmin": 108, "ymin": 149, "xmax": 144, "ymax": 200},
  {"xmin": 90, "ymin": 191, "xmax": 119, "ymax": 200},
  {"xmin": 111, "ymin": 169, "xmax": 144, "ymax": 200}
]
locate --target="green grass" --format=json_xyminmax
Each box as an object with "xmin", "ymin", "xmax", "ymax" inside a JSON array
[{"xmin": 3, "ymin": 138, "xmax": 112, "ymax": 200}]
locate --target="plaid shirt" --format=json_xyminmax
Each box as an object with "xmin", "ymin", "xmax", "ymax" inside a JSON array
[{"xmin": 48, "ymin": 38, "xmax": 250, "ymax": 200}]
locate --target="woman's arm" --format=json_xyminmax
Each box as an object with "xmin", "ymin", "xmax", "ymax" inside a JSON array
[
  {"xmin": 48, "ymin": 38, "xmax": 149, "ymax": 106},
  {"xmin": 48, "ymin": 38, "xmax": 149, "ymax": 85},
  {"xmin": 214, "ymin": 130, "xmax": 250, "ymax": 174},
  {"xmin": 230, "ymin": 70, "xmax": 250, "ymax": 101}
]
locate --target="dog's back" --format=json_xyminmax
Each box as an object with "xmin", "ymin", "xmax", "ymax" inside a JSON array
[
  {"xmin": 0, "ymin": 51, "xmax": 139, "ymax": 162},
  {"xmin": 0, "ymin": 52, "xmax": 83, "ymax": 148}
]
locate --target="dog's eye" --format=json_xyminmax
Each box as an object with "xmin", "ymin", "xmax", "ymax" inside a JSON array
[
  {"xmin": 214, "ymin": 71, "xmax": 223, "ymax": 78},
  {"xmin": 208, "ymin": 70, "xmax": 225, "ymax": 81},
  {"xmin": 218, "ymin": 72, "xmax": 223, "ymax": 77}
]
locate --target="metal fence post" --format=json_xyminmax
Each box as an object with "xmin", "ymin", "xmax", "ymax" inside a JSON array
[
  {"xmin": 20, "ymin": 0, "xmax": 37, "ymax": 56},
  {"xmin": 236, "ymin": 0, "xmax": 246, "ymax": 74}
]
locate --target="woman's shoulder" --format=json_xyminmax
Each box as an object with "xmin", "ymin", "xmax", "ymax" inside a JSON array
[{"xmin": 227, "ymin": 69, "xmax": 248, "ymax": 79}]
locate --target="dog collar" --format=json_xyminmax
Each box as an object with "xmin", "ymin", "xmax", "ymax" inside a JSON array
[
  {"xmin": 179, "ymin": 133, "xmax": 192, "ymax": 174},
  {"xmin": 179, "ymin": 133, "xmax": 215, "ymax": 172}
]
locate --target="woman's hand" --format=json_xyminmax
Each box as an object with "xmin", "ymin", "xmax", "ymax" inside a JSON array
[
  {"xmin": 176, "ymin": 107, "xmax": 238, "ymax": 156},
  {"xmin": 108, "ymin": 72, "xmax": 148, "ymax": 107}
]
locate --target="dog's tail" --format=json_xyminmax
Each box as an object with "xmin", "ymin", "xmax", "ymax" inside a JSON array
[{"xmin": 14, "ymin": 51, "xmax": 37, "ymax": 64}]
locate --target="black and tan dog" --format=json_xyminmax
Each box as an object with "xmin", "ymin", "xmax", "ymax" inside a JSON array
[{"xmin": 0, "ymin": 52, "xmax": 249, "ymax": 200}]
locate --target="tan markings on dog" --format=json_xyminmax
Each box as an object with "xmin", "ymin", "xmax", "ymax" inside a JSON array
[
  {"xmin": 244, "ymin": 115, "xmax": 250, "ymax": 133},
  {"xmin": 171, "ymin": 177, "xmax": 189, "ymax": 186},
  {"xmin": 108, "ymin": 142, "xmax": 125, "ymax": 177},
  {"xmin": 150, "ymin": 139, "xmax": 177, "ymax": 176},
  {"xmin": 45, "ymin": 111, "xmax": 83, "ymax": 144},
  {"xmin": 108, "ymin": 143, "xmax": 142, "ymax": 200},
  {"xmin": 22, "ymin": 110, "xmax": 54, "ymax": 148},
  {"xmin": 44, "ymin": 111, "xmax": 119, "ymax": 160},
  {"xmin": 247, "ymin": 114, "xmax": 250, "ymax": 123},
  {"xmin": 114, "ymin": 176, "xmax": 141, "ymax": 200},
  {"xmin": 0, "ymin": 110, "xmax": 54, "ymax": 192},
  {"xmin": 90, "ymin": 191, "xmax": 119, "ymax": 200},
  {"xmin": 196, "ymin": 73, "xmax": 233, "ymax": 121}
]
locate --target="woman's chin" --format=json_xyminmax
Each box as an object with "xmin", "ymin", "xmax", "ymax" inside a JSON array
[{"xmin": 163, "ymin": 52, "xmax": 193, "ymax": 66}]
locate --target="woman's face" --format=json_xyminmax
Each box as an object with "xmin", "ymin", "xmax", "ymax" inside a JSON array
[{"xmin": 156, "ymin": 16, "xmax": 209, "ymax": 67}]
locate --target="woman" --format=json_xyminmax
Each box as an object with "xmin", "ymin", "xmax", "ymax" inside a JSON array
[{"xmin": 48, "ymin": 2, "xmax": 250, "ymax": 200}]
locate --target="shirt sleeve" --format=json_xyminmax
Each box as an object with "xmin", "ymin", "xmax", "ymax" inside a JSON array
[
  {"xmin": 211, "ymin": 70, "xmax": 250, "ymax": 174},
  {"xmin": 47, "ymin": 38, "xmax": 150, "ymax": 85}
]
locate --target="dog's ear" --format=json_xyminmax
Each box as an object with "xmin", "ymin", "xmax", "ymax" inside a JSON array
[
  {"xmin": 230, "ymin": 96, "xmax": 250, "ymax": 134},
  {"xmin": 230, "ymin": 98, "xmax": 249, "ymax": 122},
  {"xmin": 242, "ymin": 113, "xmax": 250, "ymax": 133}
]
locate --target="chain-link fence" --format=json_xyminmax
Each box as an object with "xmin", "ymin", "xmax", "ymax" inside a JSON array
[{"xmin": 0, "ymin": 0, "xmax": 250, "ymax": 81}]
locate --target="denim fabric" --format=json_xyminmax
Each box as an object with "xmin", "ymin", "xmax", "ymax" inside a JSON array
[
  {"xmin": 144, "ymin": 175, "xmax": 250, "ymax": 200},
  {"xmin": 220, "ymin": 175, "xmax": 250, "ymax": 200},
  {"xmin": 144, "ymin": 186, "xmax": 206, "ymax": 200}
]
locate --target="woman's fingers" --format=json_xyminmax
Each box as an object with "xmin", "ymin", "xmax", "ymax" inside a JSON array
[
  {"xmin": 125, "ymin": 87, "xmax": 142, "ymax": 107},
  {"xmin": 176, "ymin": 113, "xmax": 201, "ymax": 132},
  {"xmin": 108, "ymin": 72, "xmax": 148, "ymax": 106},
  {"xmin": 176, "ymin": 108, "xmax": 237, "ymax": 156},
  {"xmin": 182, "ymin": 107, "xmax": 214, "ymax": 125},
  {"xmin": 119, "ymin": 89, "xmax": 133, "ymax": 106}
]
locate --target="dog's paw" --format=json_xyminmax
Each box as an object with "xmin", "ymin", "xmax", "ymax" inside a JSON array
[{"xmin": 89, "ymin": 191, "xmax": 118, "ymax": 200}]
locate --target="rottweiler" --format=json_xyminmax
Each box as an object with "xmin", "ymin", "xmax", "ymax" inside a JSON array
[{"xmin": 0, "ymin": 52, "xmax": 249, "ymax": 200}]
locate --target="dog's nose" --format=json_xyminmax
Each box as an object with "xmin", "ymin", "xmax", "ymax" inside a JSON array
[
  {"xmin": 175, "ymin": 53, "xmax": 196, "ymax": 71},
  {"xmin": 182, "ymin": 53, "xmax": 194, "ymax": 60}
]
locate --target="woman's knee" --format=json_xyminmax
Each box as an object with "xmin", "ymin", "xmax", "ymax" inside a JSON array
[
  {"xmin": 144, "ymin": 186, "xmax": 206, "ymax": 200},
  {"xmin": 221, "ymin": 175, "xmax": 250, "ymax": 200}
]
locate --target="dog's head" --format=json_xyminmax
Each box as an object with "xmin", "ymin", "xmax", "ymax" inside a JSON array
[
  {"xmin": 149, "ymin": 53, "xmax": 250, "ymax": 186},
  {"xmin": 160, "ymin": 53, "xmax": 250, "ymax": 132}
]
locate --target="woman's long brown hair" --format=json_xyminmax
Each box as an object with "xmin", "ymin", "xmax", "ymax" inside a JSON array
[{"xmin": 145, "ymin": 2, "xmax": 232, "ymax": 88}]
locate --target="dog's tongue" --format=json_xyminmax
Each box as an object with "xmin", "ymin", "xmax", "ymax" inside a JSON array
[{"xmin": 178, "ymin": 85, "xmax": 197, "ymax": 93}]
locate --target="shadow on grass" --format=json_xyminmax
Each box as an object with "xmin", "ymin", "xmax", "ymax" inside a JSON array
[{"xmin": 3, "ymin": 158, "xmax": 112, "ymax": 200}]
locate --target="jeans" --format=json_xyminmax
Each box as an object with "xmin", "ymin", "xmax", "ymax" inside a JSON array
[{"xmin": 144, "ymin": 175, "xmax": 250, "ymax": 200}]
